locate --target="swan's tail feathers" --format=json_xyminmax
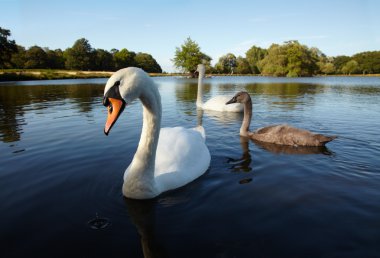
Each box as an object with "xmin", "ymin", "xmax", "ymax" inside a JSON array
[
  {"xmin": 314, "ymin": 134, "xmax": 337, "ymax": 145},
  {"xmin": 193, "ymin": 126, "xmax": 206, "ymax": 140}
]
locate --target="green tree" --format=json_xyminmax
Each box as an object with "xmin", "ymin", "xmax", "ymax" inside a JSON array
[
  {"xmin": 24, "ymin": 46, "xmax": 48, "ymax": 68},
  {"xmin": 320, "ymin": 62, "xmax": 336, "ymax": 75},
  {"xmin": 94, "ymin": 49, "xmax": 114, "ymax": 71},
  {"xmin": 245, "ymin": 46, "xmax": 267, "ymax": 74},
  {"xmin": 113, "ymin": 48, "xmax": 136, "ymax": 70},
  {"xmin": 173, "ymin": 37, "xmax": 211, "ymax": 73},
  {"xmin": 235, "ymin": 56, "xmax": 251, "ymax": 74},
  {"xmin": 215, "ymin": 53, "xmax": 237, "ymax": 74},
  {"xmin": 46, "ymin": 48, "xmax": 65, "ymax": 69},
  {"xmin": 258, "ymin": 41, "xmax": 319, "ymax": 77},
  {"xmin": 0, "ymin": 27, "xmax": 18, "ymax": 68},
  {"xmin": 10, "ymin": 45, "xmax": 26, "ymax": 68},
  {"xmin": 352, "ymin": 51, "xmax": 380, "ymax": 74},
  {"xmin": 64, "ymin": 38, "xmax": 94, "ymax": 70},
  {"xmin": 285, "ymin": 41, "xmax": 318, "ymax": 77},
  {"xmin": 310, "ymin": 47, "xmax": 328, "ymax": 74},
  {"xmin": 134, "ymin": 52, "xmax": 162, "ymax": 73},
  {"xmin": 333, "ymin": 55, "xmax": 351, "ymax": 74},
  {"xmin": 258, "ymin": 44, "xmax": 287, "ymax": 76},
  {"xmin": 341, "ymin": 60, "xmax": 359, "ymax": 75}
]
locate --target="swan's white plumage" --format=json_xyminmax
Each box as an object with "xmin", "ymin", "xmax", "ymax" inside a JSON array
[
  {"xmin": 105, "ymin": 67, "xmax": 210, "ymax": 199},
  {"xmin": 196, "ymin": 64, "xmax": 243, "ymax": 113},
  {"xmin": 153, "ymin": 127, "xmax": 210, "ymax": 190},
  {"xmin": 123, "ymin": 126, "xmax": 210, "ymax": 198},
  {"xmin": 202, "ymin": 95, "xmax": 243, "ymax": 112}
]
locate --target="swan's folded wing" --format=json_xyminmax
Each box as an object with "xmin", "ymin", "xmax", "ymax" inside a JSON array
[{"xmin": 154, "ymin": 127, "xmax": 211, "ymax": 191}]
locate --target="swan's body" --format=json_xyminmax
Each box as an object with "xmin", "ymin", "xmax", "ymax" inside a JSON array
[
  {"xmin": 103, "ymin": 68, "xmax": 210, "ymax": 199},
  {"xmin": 226, "ymin": 92, "xmax": 336, "ymax": 147},
  {"xmin": 196, "ymin": 64, "xmax": 243, "ymax": 112}
]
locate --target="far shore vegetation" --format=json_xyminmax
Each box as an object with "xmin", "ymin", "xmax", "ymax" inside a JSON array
[
  {"xmin": 1, "ymin": 27, "xmax": 380, "ymax": 81},
  {"xmin": 1, "ymin": 69, "xmax": 379, "ymax": 82},
  {"xmin": 0, "ymin": 69, "xmax": 177, "ymax": 81}
]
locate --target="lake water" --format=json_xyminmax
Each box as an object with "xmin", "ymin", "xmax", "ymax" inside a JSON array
[{"xmin": 1, "ymin": 76, "xmax": 380, "ymax": 257}]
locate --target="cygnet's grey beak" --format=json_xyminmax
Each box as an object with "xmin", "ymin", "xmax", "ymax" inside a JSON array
[{"xmin": 226, "ymin": 96, "xmax": 237, "ymax": 105}]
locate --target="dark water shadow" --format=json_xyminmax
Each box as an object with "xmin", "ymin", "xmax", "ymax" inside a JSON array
[
  {"xmin": 252, "ymin": 139, "xmax": 333, "ymax": 155},
  {"xmin": 226, "ymin": 137, "xmax": 252, "ymax": 173},
  {"xmin": 124, "ymin": 198, "xmax": 166, "ymax": 258}
]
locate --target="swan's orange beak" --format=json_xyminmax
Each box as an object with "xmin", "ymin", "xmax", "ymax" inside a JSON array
[{"xmin": 104, "ymin": 98, "xmax": 125, "ymax": 135}]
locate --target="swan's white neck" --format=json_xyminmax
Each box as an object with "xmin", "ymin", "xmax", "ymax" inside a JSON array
[
  {"xmin": 196, "ymin": 67, "xmax": 205, "ymax": 108},
  {"xmin": 123, "ymin": 82, "xmax": 162, "ymax": 199}
]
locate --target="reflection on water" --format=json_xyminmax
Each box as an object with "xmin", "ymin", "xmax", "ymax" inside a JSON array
[
  {"xmin": 196, "ymin": 109, "xmax": 203, "ymax": 127},
  {"xmin": 3, "ymin": 77, "xmax": 378, "ymax": 143},
  {"xmin": 1, "ymin": 76, "xmax": 380, "ymax": 257},
  {"xmin": 125, "ymin": 199, "xmax": 166, "ymax": 258},
  {"xmin": 245, "ymin": 82, "xmax": 324, "ymax": 96},
  {"xmin": 203, "ymin": 109, "xmax": 243, "ymax": 124},
  {"xmin": 252, "ymin": 139, "xmax": 333, "ymax": 155},
  {"xmin": 174, "ymin": 80, "xmax": 210, "ymax": 103},
  {"xmin": 227, "ymin": 137, "xmax": 252, "ymax": 173},
  {"xmin": 0, "ymin": 84, "xmax": 104, "ymax": 142}
]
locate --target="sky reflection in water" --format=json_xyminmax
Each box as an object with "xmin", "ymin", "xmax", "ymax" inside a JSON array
[{"xmin": 1, "ymin": 76, "xmax": 380, "ymax": 257}]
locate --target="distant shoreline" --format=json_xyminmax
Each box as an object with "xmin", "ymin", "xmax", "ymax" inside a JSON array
[
  {"xmin": 1, "ymin": 69, "xmax": 379, "ymax": 81},
  {"xmin": 0, "ymin": 69, "xmax": 177, "ymax": 81}
]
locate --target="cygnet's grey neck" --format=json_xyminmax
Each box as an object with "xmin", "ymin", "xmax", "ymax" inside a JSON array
[{"xmin": 240, "ymin": 97, "xmax": 252, "ymax": 137}]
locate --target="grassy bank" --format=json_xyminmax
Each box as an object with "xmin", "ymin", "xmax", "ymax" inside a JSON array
[
  {"xmin": 0, "ymin": 69, "xmax": 179, "ymax": 81},
  {"xmin": 1, "ymin": 69, "xmax": 379, "ymax": 81},
  {"xmin": 0, "ymin": 69, "xmax": 112, "ymax": 81}
]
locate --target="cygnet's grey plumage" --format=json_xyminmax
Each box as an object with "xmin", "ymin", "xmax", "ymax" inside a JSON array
[{"xmin": 226, "ymin": 91, "xmax": 336, "ymax": 147}]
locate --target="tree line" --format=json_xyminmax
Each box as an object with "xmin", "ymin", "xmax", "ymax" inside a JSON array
[
  {"xmin": 0, "ymin": 27, "xmax": 162, "ymax": 73},
  {"xmin": 174, "ymin": 37, "xmax": 380, "ymax": 76},
  {"xmin": 2, "ymin": 26, "xmax": 380, "ymax": 76}
]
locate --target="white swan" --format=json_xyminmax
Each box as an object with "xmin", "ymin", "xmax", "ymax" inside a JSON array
[
  {"xmin": 103, "ymin": 67, "xmax": 210, "ymax": 199},
  {"xmin": 196, "ymin": 64, "xmax": 243, "ymax": 112}
]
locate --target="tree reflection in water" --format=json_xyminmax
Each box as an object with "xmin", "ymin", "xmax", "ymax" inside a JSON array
[{"xmin": 0, "ymin": 83, "xmax": 103, "ymax": 143}]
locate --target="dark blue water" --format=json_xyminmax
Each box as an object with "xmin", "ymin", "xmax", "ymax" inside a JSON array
[{"xmin": 1, "ymin": 76, "xmax": 380, "ymax": 257}]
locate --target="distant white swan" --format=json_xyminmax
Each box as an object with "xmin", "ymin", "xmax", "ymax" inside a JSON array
[
  {"xmin": 226, "ymin": 91, "xmax": 337, "ymax": 146},
  {"xmin": 103, "ymin": 67, "xmax": 210, "ymax": 199},
  {"xmin": 196, "ymin": 64, "xmax": 243, "ymax": 112}
]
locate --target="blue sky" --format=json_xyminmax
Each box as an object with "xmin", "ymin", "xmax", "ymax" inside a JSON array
[{"xmin": 1, "ymin": 0, "xmax": 379, "ymax": 72}]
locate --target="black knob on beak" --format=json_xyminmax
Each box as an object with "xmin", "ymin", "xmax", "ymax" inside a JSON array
[{"xmin": 103, "ymin": 97, "xmax": 110, "ymax": 107}]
